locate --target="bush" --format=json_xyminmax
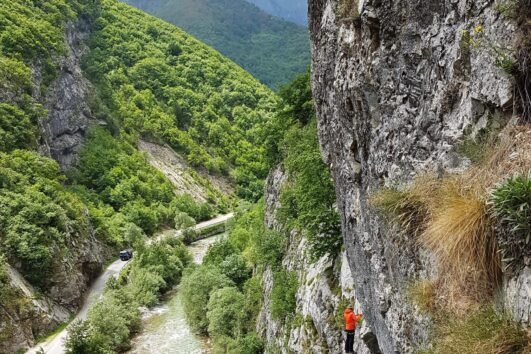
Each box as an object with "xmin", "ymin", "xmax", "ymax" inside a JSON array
[
  {"xmin": 219, "ymin": 254, "xmax": 251, "ymax": 287},
  {"xmin": 203, "ymin": 238, "xmax": 237, "ymax": 267},
  {"xmin": 270, "ymin": 270, "xmax": 298, "ymax": 323},
  {"xmin": 490, "ymin": 174, "xmax": 531, "ymax": 239},
  {"xmin": 180, "ymin": 266, "xmax": 234, "ymax": 334},
  {"xmin": 207, "ymin": 287, "xmax": 245, "ymax": 338},
  {"xmin": 212, "ymin": 334, "xmax": 264, "ymax": 354}
]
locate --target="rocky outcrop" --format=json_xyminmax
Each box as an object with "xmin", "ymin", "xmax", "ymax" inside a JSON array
[
  {"xmin": 308, "ymin": 0, "xmax": 526, "ymax": 353},
  {"xmin": 258, "ymin": 166, "xmax": 374, "ymax": 354},
  {"xmin": 39, "ymin": 19, "xmax": 94, "ymax": 169},
  {"xmin": 0, "ymin": 266, "xmax": 70, "ymax": 354}
]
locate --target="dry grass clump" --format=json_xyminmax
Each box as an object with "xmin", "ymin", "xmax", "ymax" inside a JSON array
[
  {"xmin": 427, "ymin": 307, "xmax": 530, "ymax": 354},
  {"xmin": 371, "ymin": 176, "xmax": 439, "ymax": 238},
  {"xmin": 420, "ymin": 179, "xmax": 501, "ymax": 310}
]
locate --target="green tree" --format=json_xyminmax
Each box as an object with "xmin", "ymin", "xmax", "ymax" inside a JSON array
[
  {"xmin": 180, "ymin": 266, "xmax": 234, "ymax": 334},
  {"xmin": 207, "ymin": 287, "xmax": 245, "ymax": 338}
]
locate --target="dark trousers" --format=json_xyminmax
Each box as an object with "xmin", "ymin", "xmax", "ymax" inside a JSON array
[{"xmin": 345, "ymin": 330, "xmax": 355, "ymax": 353}]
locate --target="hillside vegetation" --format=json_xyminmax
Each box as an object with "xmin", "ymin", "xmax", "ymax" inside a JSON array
[
  {"xmin": 122, "ymin": 0, "xmax": 310, "ymax": 89},
  {"xmin": 0, "ymin": 0, "xmax": 282, "ymax": 349},
  {"xmin": 85, "ymin": 0, "xmax": 279, "ymax": 199}
]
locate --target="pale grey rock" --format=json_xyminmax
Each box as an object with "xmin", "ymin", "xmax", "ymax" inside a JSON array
[
  {"xmin": 259, "ymin": 167, "xmax": 375, "ymax": 353},
  {"xmin": 308, "ymin": 0, "xmax": 525, "ymax": 353},
  {"xmin": 39, "ymin": 20, "xmax": 94, "ymax": 169}
]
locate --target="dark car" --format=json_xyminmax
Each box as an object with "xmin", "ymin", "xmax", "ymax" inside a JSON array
[{"xmin": 119, "ymin": 249, "xmax": 133, "ymax": 261}]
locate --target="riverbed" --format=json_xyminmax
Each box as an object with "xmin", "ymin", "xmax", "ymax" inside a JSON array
[{"xmin": 128, "ymin": 234, "xmax": 223, "ymax": 354}]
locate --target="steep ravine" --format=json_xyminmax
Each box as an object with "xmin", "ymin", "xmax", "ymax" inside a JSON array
[{"xmin": 306, "ymin": 0, "xmax": 530, "ymax": 353}]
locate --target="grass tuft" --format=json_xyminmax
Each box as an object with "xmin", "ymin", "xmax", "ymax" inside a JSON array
[
  {"xmin": 420, "ymin": 179, "xmax": 501, "ymax": 310},
  {"xmin": 371, "ymin": 176, "xmax": 438, "ymax": 238},
  {"xmin": 338, "ymin": 0, "xmax": 360, "ymax": 20},
  {"xmin": 427, "ymin": 307, "xmax": 530, "ymax": 354}
]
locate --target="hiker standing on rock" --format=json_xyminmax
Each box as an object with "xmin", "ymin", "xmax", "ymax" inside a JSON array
[{"xmin": 344, "ymin": 304, "xmax": 363, "ymax": 354}]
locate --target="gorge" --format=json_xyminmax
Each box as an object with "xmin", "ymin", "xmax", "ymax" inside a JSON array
[{"xmin": 1, "ymin": 0, "xmax": 531, "ymax": 353}]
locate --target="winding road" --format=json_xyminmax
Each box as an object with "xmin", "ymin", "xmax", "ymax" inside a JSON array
[{"xmin": 26, "ymin": 214, "xmax": 233, "ymax": 354}]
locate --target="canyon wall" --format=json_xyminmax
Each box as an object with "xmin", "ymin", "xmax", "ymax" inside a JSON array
[{"xmin": 307, "ymin": 0, "xmax": 528, "ymax": 353}]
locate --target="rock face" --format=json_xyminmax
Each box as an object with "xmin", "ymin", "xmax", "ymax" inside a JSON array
[
  {"xmin": 39, "ymin": 20, "xmax": 94, "ymax": 169},
  {"xmin": 307, "ymin": 0, "xmax": 528, "ymax": 353},
  {"xmin": 258, "ymin": 166, "xmax": 373, "ymax": 354}
]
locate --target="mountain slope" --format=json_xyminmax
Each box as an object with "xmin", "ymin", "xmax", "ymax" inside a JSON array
[
  {"xmin": 0, "ymin": 0, "xmax": 279, "ymax": 351},
  {"xmin": 122, "ymin": 0, "xmax": 310, "ymax": 89},
  {"xmin": 245, "ymin": 0, "xmax": 308, "ymax": 26}
]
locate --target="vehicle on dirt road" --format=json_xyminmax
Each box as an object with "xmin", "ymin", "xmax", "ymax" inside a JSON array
[{"xmin": 119, "ymin": 249, "xmax": 133, "ymax": 261}]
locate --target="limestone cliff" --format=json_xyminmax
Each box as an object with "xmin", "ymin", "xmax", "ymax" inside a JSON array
[
  {"xmin": 258, "ymin": 166, "xmax": 376, "ymax": 354},
  {"xmin": 307, "ymin": 0, "xmax": 529, "ymax": 353}
]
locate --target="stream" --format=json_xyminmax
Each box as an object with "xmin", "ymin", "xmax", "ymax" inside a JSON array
[{"xmin": 128, "ymin": 234, "xmax": 223, "ymax": 354}]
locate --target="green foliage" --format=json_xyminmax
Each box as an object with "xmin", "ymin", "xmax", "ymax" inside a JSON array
[
  {"xmin": 83, "ymin": 0, "xmax": 278, "ymax": 199},
  {"xmin": 66, "ymin": 239, "xmax": 190, "ymax": 353},
  {"xmin": 180, "ymin": 266, "xmax": 234, "ymax": 334},
  {"xmin": 207, "ymin": 287, "xmax": 245, "ymax": 338},
  {"xmin": 203, "ymin": 238, "xmax": 237, "ymax": 267},
  {"xmin": 73, "ymin": 127, "xmax": 214, "ymax": 238},
  {"xmin": 212, "ymin": 334, "xmax": 264, "ymax": 354},
  {"xmin": 270, "ymin": 270, "xmax": 298, "ymax": 323},
  {"xmin": 0, "ymin": 151, "xmax": 90, "ymax": 288},
  {"xmin": 123, "ymin": 0, "xmax": 310, "ymax": 89},
  {"xmin": 218, "ymin": 254, "xmax": 252, "ymax": 287},
  {"xmin": 490, "ymin": 174, "xmax": 531, "ymax": 238},
  {"xmin": 279, "ymin": 120, "xmax": 342, "ymax": 259},
  {"xmin": 490, "ymin": 174, "xmax": 531, "ymax": 269}
]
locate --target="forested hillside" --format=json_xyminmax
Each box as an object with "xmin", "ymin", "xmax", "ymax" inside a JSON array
[
  {"xmin": 0, "ymin": 0, "xmax": 279, "ymax": 351},
  {"xmin": 244, "ymin": 0, "xmax": 308, "ymax": 26},
  {"xmin": 122, "ymin": 0, "xmax": 310, "ymax": 89}
]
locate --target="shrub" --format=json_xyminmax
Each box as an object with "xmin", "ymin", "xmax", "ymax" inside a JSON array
[
  {"xmin": 174, "ymin": 212, "xmax": 196, "ymax": 230},
  {"xmin": 180, "ymin": 266, "xmax": 234, "ymax": 334},
  {"xmin": 426, "ymin": 307, "xmax": 530, "ymax": 354},
  {"xmin": 207, "ymin": 287, "xmax": 245, "ymax": 338},
  {"xmin": 203, "ymin": 238, "xmax": 237, "ymax": 267},
  {"xmin": 490, "ymin": 174, "xmax": 531, "ymax": 269},
  {"xmin": 271, "ymin": 270, "xmax": 298, "ymax": 323},
  {"xmin": 212, "ymin": 334, "xmax": 264, "ymax": 354},
  {"xmin": 219, "ymin": 254, "xmax": 251, "ymax": 287},
  {"xmin": 490, "ymin": 174, "xmax": 531, "ymax": 239}
]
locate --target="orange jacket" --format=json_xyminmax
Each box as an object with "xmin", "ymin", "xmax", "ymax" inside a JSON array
[{"xmin": 344, "ymin": 308, "xmax": 363, "ymax": 331}]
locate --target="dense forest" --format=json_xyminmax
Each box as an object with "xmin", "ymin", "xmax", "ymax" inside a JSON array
[{"xmin": 122, "ymin": 0, "xmax": 310, "ymax": 89}]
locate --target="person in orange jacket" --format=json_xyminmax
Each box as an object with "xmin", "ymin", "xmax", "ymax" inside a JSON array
[{"xmin": 344, "ymin": 304, "xmax": 363, "ymax": 354}]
